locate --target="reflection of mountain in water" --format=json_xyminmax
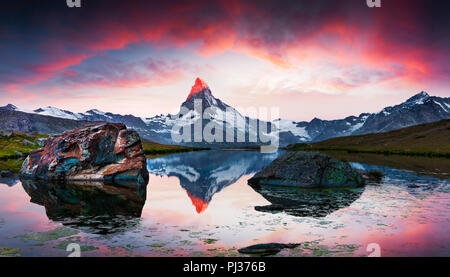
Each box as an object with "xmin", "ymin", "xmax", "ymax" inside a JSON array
[
  {"xmin": 147, "ymin": 150, "xmax": 283, "ymax": 213},
  {"xmin": 21, "ymin": 180, "xmax": 146, "ymax": 234},
  {"xmin": 249, "ymin": 184, "xmax": 364, "ymax": 218}
]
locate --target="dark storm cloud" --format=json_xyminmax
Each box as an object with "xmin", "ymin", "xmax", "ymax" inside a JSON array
[{"xmin": 0, "ymin": 0, "xmax": 449, "ymax": 88}]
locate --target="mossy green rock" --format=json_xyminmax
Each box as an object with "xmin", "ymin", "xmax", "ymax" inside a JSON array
[{"xmin": 249, "ymin": 151, "xmax": 364, "ymax": 188}]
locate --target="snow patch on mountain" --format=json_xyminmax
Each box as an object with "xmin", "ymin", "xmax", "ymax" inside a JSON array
[
  {"xmin": 0, "ymin": 104, "xmax": 34, "ymax": 114},
  {"xmin": 349, "ymin": 122, "xmax": 364, "ymax": 132},
  {"xmin": 34, "ymin": 106, "xmax": 84, "ymax": 120},
  {"xmin": 86, "ymin": 109, "xmax": 106, "ymax": 116},
  {"xmin": 273, "ymin": 119, "xmax": 310, "ymax": 140}
]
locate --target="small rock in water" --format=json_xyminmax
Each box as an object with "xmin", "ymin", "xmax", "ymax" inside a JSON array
[
  {"xmin": 254, "ymin": 204, "xmax": 285, "ymax": 213},
  {"xmin": 238, "ymin": 243, "xmax": 300, "ymax": 256}
]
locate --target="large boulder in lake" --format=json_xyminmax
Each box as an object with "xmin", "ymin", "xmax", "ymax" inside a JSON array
[
  {"xmin": 19, "ymin": 123, "xmax": 149, "ymax": 184},
  {"xmin": 248, "ymin": 151, "xmax": 364, "ymax": 188}
]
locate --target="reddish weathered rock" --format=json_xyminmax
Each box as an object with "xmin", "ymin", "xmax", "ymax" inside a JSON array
[{"xmin": 20, "ymin": 123, "xmax": 149, "ymax": 184}]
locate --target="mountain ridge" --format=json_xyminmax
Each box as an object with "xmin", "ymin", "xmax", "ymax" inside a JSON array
[
  {"xmin": 1, "ymin": 79, "xmax": 449, "ymax": 146},
  {"xmin": 289, "ymin": 119, "xmax": 450, "ymax": 158}
]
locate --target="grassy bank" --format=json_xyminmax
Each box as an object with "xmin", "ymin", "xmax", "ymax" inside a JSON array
[
  {"xmin": 0, "ymin": 132, "xmax": 48, "ymax": 159},
  {"xmin": 141, "ymin": 141, "xmax": 209, "ymax": 157},
  {"xmin": 289, "ymin": 119, "xmax": 450, "ymax": 158},
  {"xmin": 0, "ymin": 132, "xmax": 49, "ymax": 173}
]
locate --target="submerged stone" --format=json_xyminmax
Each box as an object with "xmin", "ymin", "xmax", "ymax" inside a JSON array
[
  {"xmin": 238, "ymin": 243, "xmax": 300, "ymax": 256},
  {"xmin": 19, "ymin": 123, "xmax": 149, "ymax": 184},
  {"xmin": 0, "ymin": 247, "xmax": 20, "ymax": 257},
  {"xmin": 19, "ymin": 227, "xmax": 79, "ymax": 242},
  {"xmin": 248, "ymin": 151, "xmax": 365, "ymax": 188}
]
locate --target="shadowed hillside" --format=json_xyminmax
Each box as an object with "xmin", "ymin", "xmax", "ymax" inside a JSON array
[
  {"xmin": 289, "ymin": 119, "xmax": 450, "ymax": 157},
  {"xmin": 142, "ymin": 141, "xmax": 209, "ymax": 157}
]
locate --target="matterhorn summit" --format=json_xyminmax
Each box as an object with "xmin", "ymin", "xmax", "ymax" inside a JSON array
[
  {"xmin": 186, "ymin": 77, "xmax": 210, "ymax": 101},
  {"xmin": 181, "ymin": 77, "xmax": 228, "ymax": 111}
]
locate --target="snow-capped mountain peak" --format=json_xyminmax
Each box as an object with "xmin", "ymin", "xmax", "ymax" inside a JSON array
[
  {"xmin": 406, "ymin": 91, "xmax": 430, "ymax": 105},
  {"xmin": 33, "ymin": 106, "xmax": 84, "ymax": 120},
  {"xmin": 85, "ymin": 109, "xmax": 107, "ymax": 116},
  {"xmin": 186, "ymin": 77, "xmax": 210, "ymax": 101},
  {"xmin": 181, "ymin": 78, "xmax": 227, "ymax": 112},
  {"xmin": 0, "ymin": 104, "xmax": 19, "ymax": 111}
]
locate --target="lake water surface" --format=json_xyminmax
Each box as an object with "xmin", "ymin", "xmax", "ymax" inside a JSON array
[{"xmin": 0, "ymin": 150, "xmax": 449, "ymax": 257}]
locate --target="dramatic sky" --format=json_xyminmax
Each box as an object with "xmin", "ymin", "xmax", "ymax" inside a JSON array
[{"xmin": 1, "ymin": 0, "xmax": 449, "ymax": 121}]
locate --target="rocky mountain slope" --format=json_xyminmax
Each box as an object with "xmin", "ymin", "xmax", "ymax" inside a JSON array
[
  {"xmin": 1, "ymin": 78, "xmax": 449, "ymax": 146},
  {"xmin": 0, "ymin": 110, "xmax": 90, "ymax": 134},
  {"xmin": 289, "ymin": 119, "xmax": 450, "ymax": 157}
]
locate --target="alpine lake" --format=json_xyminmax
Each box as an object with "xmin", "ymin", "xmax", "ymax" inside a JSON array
[{"xmin": 0, "ymin": 150, "xmax": 449, "ymax": 257}]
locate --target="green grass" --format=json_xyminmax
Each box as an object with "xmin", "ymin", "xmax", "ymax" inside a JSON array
[
  {"xmin": 289, "ymin": 119, "xmax": 450, "ymax": 158},
  {"xmin": 142, "ymin": 140, "xmax": 209, "ymax": 157},
  {"xmin": 0, "ymin": 159, "xmax": 25, "ymax": 174},
  {"xmin": 0, "ymin": 132, "xmax": 48, "ymax": 158},
  {"xmin": 0, "ymin": 131, "xmax": 49, "ymax": 173}
]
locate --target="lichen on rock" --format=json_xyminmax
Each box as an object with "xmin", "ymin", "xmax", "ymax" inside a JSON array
[
  {"xmin": 248, "ymin": 151, "xmax": 365, "ymax": 188},
  {"xmin": 19, "ymin": 123, "xmax": 149, "ymax": 185}
]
